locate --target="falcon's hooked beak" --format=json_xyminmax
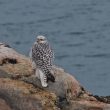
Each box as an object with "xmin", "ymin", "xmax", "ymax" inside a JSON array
[{"xmin": 36, "ymin": 35, "xmax": 47, "ymax": 43}]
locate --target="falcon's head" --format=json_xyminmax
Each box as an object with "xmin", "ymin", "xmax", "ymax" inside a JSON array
[{"xmin": 36, "ymin": 35, "xmax": 47, "ymax": 44}]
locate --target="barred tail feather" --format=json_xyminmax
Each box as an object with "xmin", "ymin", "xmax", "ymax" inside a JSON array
[
  {"xmin": 46, "ymin": 71, "xmax": 55, "ymax": 82},
  {"xmin": 39, "ymin": 69, "xmax": 48, "ymax": 87}
]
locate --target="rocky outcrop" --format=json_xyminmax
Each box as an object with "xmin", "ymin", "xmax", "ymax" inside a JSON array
[
  {"xmin": 0, "ymin": 42, "xmax": 110, "ymax": 110},
  {"xmin": 0, "ymin": 98, "xmax": 11, "ymax": 110}
]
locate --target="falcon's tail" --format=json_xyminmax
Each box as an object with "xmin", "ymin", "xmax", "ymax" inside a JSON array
[{"xmin": 46, "ymin": 71, "xmax": 55, "ymax": 82}]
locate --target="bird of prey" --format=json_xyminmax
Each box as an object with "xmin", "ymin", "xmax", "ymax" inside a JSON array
[{"xmin": 30, "ymin": 35, "xmax": 55, "ymax": 87}]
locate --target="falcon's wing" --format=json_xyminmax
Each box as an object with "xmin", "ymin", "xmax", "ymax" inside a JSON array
[
  {"xmin": 32, "ymin": 42, "xmax": 53, "ymax": 64},
  {"xmin": 32, "ymin": 43, "xmax": 44, "ymax": 67},
  {"xmin": 42, "ymin": 42, "xmax": 54, "ymax": 63},
  {"xmin": 31, "ymin": 42, "xmax": 55, "ymax": 82}
]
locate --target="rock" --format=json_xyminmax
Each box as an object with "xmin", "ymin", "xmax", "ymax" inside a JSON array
[
  {"xmin": 0, "ymin": 98, "xmax": 11, "ymax": 110},
  {"xmin": 0, "ymin": 78, "xmax": 58, "ymax": 110},
  {"xmin": 21, "ymin": 66, "xmax": 83, "ymax": 100},
  {"xmin": 0, "ymin": 42, "xmax": 110, "ymax": 110}
]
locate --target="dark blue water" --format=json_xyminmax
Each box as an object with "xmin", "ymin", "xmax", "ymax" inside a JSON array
[{"xmin": 0, "ymin": 0, "xmax": 110, "ymax": 96}]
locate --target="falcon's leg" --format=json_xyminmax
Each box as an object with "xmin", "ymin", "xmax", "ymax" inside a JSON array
[
  {"xmin": 39, "ymin": 69, "xmax": 48, "ymax": 87},
  {"xmin": 35, "ymin": 69, "xmax": 40, "ymax": 78}
]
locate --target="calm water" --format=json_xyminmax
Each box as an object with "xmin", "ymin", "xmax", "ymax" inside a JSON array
[{"xmin": 0, "ymin": 0, "xmax": 110, "ymax": 96}]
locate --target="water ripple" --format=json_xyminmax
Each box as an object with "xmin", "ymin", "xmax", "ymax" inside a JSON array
[
  {"xmin": 67, "ymin": 31, "xmax": 85, "ymax": 36},
  {"xmin": 56, "ymin": 54, "xmax": 70, "ymax": 60},
  {"xmin": 65, "ymin": 42, "xmax": 85, "ymax": 47},
  {"xmin": 73, "ymin": 64, "xmax": 85, "ymax": 67},
  {"xmin": 37, "ymin": 18, "xmax": 53, "ymax": 23},
  {"xmin": 85, "ymin": 53, "xmax": 110, "ymax": 58},
  {"xmin": 14, "ymin": 41, "xmax": 21, "ymax": 45}
]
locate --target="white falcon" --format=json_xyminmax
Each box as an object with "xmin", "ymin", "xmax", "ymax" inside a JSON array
[{"xmin": 30, "ymin": 35, "xmax": 55, "ymax": 87}]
